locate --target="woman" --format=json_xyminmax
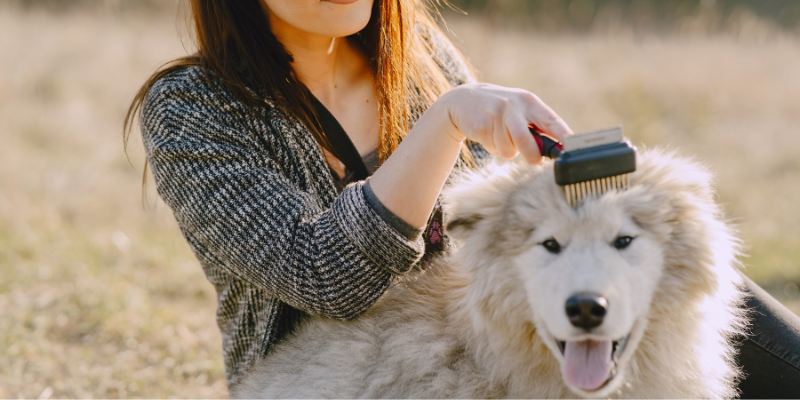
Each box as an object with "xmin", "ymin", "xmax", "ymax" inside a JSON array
[{"xmin": 125, "ymin": 0, "xmax": 800, "ymax": 396}]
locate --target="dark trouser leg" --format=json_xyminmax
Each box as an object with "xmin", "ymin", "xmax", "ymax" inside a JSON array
[{"xmin": 735, "ymin": 274, "xmax": 800, "ymax": 399}]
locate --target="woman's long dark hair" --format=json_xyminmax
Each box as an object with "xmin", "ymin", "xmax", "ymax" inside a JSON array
[{"xmin": 124, "ymin": 0, "xmax": 472, "ymax": 180}]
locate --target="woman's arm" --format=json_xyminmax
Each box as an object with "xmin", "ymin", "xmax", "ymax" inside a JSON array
[
  {"xmin": 142, "ymin": 68, "xmax": 570, "ymax": 322},
  {"xmin": 369, "ymin": 83, "xmax": 573, "ymax": 228},
  {"xmin": 142, "ymin": 69, "xmax": 423, "ymax": 320}
]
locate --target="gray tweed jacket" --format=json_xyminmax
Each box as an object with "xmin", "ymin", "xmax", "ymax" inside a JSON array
[{"xmin": 141, "ymin": 30, "xmax": 488, "ymax": 386}]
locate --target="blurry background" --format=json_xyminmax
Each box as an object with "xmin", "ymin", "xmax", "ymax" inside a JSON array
[{"xmin": 1, "ymin": 0, "xmax": 798, "ymax": 398}]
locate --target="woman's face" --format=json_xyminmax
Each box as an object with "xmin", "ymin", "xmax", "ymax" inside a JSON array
[{"xmin": 262, "ymin": 0, "xmax": 374, "ymax": 39}]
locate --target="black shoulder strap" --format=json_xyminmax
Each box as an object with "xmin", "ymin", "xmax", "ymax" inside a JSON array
[{"xmin": 309, "ymin": 95, "xmax": 370, "ymax": 181}]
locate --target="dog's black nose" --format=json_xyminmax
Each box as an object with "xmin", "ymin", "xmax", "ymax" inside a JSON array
[{"xmin": 565, "ymin": 293, "xmax": 608, "ymax": 330}]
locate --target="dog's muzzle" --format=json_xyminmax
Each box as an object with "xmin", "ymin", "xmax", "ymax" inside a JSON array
[{"xmin": 556, "ymin": 292, "xmax": 629, "ymax": 392}]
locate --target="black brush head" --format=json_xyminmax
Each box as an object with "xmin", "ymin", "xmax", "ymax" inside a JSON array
[{"xmin": 554, "ymin": 141, "xmax": 636, "ymax": 186}]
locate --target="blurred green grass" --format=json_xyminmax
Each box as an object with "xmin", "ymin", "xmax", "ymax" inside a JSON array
[{"xmin": 1, "ymin": 2, "xmax": 798, "ymax": 398}]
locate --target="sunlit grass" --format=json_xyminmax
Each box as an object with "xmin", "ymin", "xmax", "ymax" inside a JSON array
[
  {"xmin": 0, "ymin": 6, "xmax": 226, "ymax": 398},
  {"xmin": 1, "ymin": 6, "xmax": 798, "ymax": 399}
]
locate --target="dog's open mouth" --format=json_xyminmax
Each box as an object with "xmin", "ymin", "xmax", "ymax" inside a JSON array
[{"xmin": 556, "ymin": 335, "xmax": 629, "ymax": 392}]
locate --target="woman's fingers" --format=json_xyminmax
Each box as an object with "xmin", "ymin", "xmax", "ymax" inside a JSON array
[
  {"xmin": 475, "ymin": 115, "xmax": 499, "ymax": 156},
  {"xmin": 440, "ymin": 83, "xmax": 571, "ymax": 164},
  {"xmin": 493, "ymin": 108, "xmax": 518, "ymax": 159},
  {"xmin": 499, "ymin": 90, "xmax": 571, "ymax": 163},
  {"xmin": 520, "ymin": 92, "xmax": 573, "ymax": 142},
  {"xmin": 506, "ymin": 112, "xmax": 542, "ymax": 164}
]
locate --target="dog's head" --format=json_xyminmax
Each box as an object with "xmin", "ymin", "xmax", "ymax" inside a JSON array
[{"xmin": 443, "ymin": 150, "xmax": 740, "ymax": 397}]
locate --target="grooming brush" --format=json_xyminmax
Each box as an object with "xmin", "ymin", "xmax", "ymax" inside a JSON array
[{"xmin": 530, "ymin": 125, "xmax": 637, "ymax": 207}]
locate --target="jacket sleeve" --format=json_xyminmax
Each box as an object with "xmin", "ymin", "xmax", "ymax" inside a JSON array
[{"xmin": 140, "ymin": 69, "xmax": 425, "ymax": 320}]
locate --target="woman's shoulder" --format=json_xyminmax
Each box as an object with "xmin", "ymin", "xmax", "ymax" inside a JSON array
[
  {"xmin": 139, "ymin": 64, "xmax": 287, "ymax": 157},
  {"xmin": 141, "ymin": 65, "xmax": 286, "ymax": 136},
  {"xmin": 149, "ymin": 65, "xmax": 208, "ymax": 93},
  {"xmin": 144, "ymin": 66, "xmax": 254, "ymax": 115}
]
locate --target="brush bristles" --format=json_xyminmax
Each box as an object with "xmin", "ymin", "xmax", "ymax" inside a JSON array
[{"xmin": 564, "ymin": 173, "xmax": 631, "ymax": 207}]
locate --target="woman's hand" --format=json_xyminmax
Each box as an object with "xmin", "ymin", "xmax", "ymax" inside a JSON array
[
  {"xmin": 437, "ymin": 83, "xmax": 573, "ymax": 164},
  {"xmin": 368, "ymin": 83, "xmax": 572, "ymax": 227}
]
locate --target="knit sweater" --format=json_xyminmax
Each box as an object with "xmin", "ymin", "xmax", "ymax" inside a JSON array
[{"xmin": 141, "ymin": 30, "xmax": 488, "ymax": 386}]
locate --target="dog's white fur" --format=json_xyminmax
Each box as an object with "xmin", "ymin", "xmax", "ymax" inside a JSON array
[{"xmin": 232, "ymin": 150, "xmax": 746, "ymax": 399}]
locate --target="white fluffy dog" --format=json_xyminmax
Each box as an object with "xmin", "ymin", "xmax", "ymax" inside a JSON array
[{"xmin": 232, "ymin": 150, "xmax": 746, "ymax": 399}]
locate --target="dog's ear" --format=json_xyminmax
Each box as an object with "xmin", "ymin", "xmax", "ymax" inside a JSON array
[
  {"xmin": 442, "ymin": 161, "xmax": 529, "ymax": 241},
  {"xmin": 444, "ymin": 214, "xmax": 482, "ymax": 237},
  {"xmin": 626, "ymin": 150, "xmax": 739, "ymax": 303}
]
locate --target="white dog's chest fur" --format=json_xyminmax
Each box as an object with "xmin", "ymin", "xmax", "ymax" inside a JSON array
[
  {"xmin": 232, "ymin": 151, "xmax": 746, "ymax": 399},
  {"xmin": 233, "ymin": 263, "xmax": 568, "ymax": 398}
]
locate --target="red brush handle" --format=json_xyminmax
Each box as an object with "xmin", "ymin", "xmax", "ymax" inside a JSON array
[{"xmin": 529, "ymin": 125, "xmax": 563, "ymax": 159}]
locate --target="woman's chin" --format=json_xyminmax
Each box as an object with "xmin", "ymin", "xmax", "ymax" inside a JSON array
[
  {"xmin": 313, "ymin": 2, "xmax": 373, "ymax": 37},
  {"xmin": 321, "ymin": 0, "xmax": 362, "ymax": 5},
  {"xmin": 266, "ymin": 0, "xmax": 374, "ymax": 39}
]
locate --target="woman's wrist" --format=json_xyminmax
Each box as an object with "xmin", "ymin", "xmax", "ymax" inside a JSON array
[
  {"xmin": 367, "ymin": 96, "xmax": 465, "ymax": 228},
  {"xmin": 430, "ymin": 91, "xmax": 467, "ymax": 144}
]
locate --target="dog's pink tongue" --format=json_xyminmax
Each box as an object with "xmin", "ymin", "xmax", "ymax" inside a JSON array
[{"xmin": 561, "ymin": 340, "xmax": 613, "ymax": 391}]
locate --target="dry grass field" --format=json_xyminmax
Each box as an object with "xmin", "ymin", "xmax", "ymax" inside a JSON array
[{"xmin": 1, "ymin": 4, "xmax": 798, "ymax": 399}]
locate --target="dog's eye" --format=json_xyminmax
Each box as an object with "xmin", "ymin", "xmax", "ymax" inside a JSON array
[
  {"xmin": 541, "ymin": 238, "xmax": 561, "ymax": 254},
  {"xmin": 613, "ymin": 236, "xmax": 634, "ymax": 250}
]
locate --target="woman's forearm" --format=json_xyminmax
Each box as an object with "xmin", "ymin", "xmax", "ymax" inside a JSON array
[
  {"xmin": 367, "ymin": 100, "xmax": 464, "ymax": 228},
  {"xmin": 367, "ymin": 83, "xmax": 572, "ymax": 229}
]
